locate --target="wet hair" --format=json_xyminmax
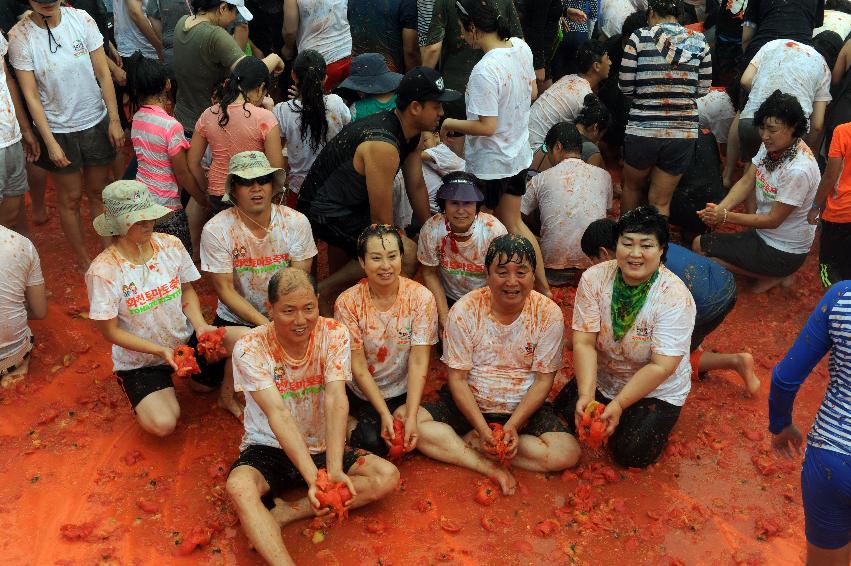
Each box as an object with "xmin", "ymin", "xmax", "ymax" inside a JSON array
[
  {"xmin": 753, "ymin": 90, "xmax": 807, "ymax": 139},
  {"xmin": 485, "ymin": 234, "xmax": 537, "ymax": 271},
  {"xmin": 216, "ymin": 56, "xmax": 270, "ymax": 128},
  {"xmin": 190, "ymin": 0, "xmax": 232, "ymax": 14},
  {"xmin": 577, "ymin": 41, "xmax": 607, "ymax": 74},
  {"xmin": 812, "ymin": 30, "xmax": 843, "ymax": 71},
  {"xmin": 647, "ymin": 0, "xmax": 682, "ymax": 18},
  {"xmin": 457, "ymin": 0, "xmax": 511, "ymax": 40},
  {"xmin": 437, "ymin": 171, "xmax": 484, "ymax": 213},
  {"xmin": 293, "ymin": 50, "xmax": 329, "ymax": 153},
  {"xmin": 575, "ymin": 94, "xmax": 610, "ymax": 132},
  {"xmin": 544, "ymin": 122, "xmax": 583, "ymax": 154},
  {"xmin": 621, "ymin": 11, "xmax": 648, "ymax": 45},
  {"xmin": 614, "ymin": 206, "xmax": 670, "ymax": 262},
  {"xmin": 125, "ymin": 51, "xmax": 168, "ymax": 115},
  {"xmin": 581, "ymin": 218, "xmax": 617, "ymax": 258},
  {"xmin": 356, "ymin": 224, "xmax": 405, "ymax": 259},
  {"xmin": 268, "ymin": 268, "xmax": 318, "ymax": 303}
]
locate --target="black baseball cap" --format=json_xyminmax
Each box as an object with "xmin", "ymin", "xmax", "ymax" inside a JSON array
[{"xmin": 396, "ymin": 67, "xmax": 462, "ymax": 106}]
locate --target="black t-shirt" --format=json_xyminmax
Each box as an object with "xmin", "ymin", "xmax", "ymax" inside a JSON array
[
  {"xmin": 298, "ymin": 110, "xmax": 421, "ymax": 219},
  {"xmin": 743, "ymin": 0, "xmax": 824, "ymax": 60}
]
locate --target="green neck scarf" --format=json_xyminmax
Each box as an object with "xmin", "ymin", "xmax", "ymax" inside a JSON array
[{"xmin": 611, "ymin": 268, "xmax": 659, "ymax": 341}]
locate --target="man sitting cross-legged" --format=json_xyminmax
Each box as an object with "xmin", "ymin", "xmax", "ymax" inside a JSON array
[
  {"xmin": 225, "ymin": 268, "xmax": 399, "ymax": 566},
  {"xmin": 414, "ymin": 234, "xmax": 581, "ymax": 494}
]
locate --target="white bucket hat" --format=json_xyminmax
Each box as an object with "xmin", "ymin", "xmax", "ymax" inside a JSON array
[
  {"xmin": 93, "ymin": 180, "xmax": 172, "ymax": 237},
  {"xmin": 223, "ymin": 151, "xmax": 285, "ymax": 203}
]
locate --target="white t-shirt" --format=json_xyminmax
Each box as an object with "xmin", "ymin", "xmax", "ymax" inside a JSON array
[
  {"xmin": 417, "ymin": 212, "xmax": 508, "ymax": 301},
  {"xmin": 599, "ymin": 0, "xmax": 647, "ymax": 38},
  {"xmin": 113, "ymin": 0, "xmax": 159, "ymax": 59},
  {"xmin": 465, "ymin": 37, "xmax": 535, "ymax": 180},
  {"xmin": 752, "ymin": 140, "xmax": 821, "ymax": 254},
  {"xmin": 86, "ymin": 234, "xmax": 200, "ymax": 372},
  {"xmin": 9, "ymin": 7, "xmax": 107, "ymax": 133},
  {"xmin": 273, "ymin": 94, "xmax": 350, "ymax": 194},
  {"xmin": 520, "ymin": 158, "xmax": 612, "ymax": 269},
  {"xmin": 813, "ymin": 10, "xmax": 851, "ymax": 40},
  {"xmin": 527, "ymin": 74, "xmax": 592, "ymax": 151},
  {"xmin": 200, "ymin": 205, "xmax": 318, "ymax": 324},
  {"xmin": 696, "ymin": 90, "xmax": 736, "ymax": 144},
  {"xmin": 0, "ymin": 227, "xmax": 43, "ymax": 360},
  {"xmin": 233, "ymin": 318, "xmax": 352, "ymax": 453},
  {"xmin": 573, "ymin": 261, "xmax": 696, "ymax": 407},
  {"xmin": 296, "ymin": 0, "xmax": 352, "ymax": 65},
  {"xmin": 741, "ymin": 39, "xmax": 832, "ymax": 121},
  {"xmin": 442, "ymin": 288, "xmax": 564, "ymax": 413},
  {"xmin": 334, "ymin": 278, "xmax": 438, "ymax": 400},
  {"xmin": 422, "ymin": 143, "xmax": 466, "ymax": 214},
  {"xmin": 0, "ymin": 35, "xmax": 22, "ymax": 149}
]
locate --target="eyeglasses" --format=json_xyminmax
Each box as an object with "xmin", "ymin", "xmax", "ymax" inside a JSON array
[{"xmin": 233, "ymin": 173, "xmax": 274, "ymax": 187}]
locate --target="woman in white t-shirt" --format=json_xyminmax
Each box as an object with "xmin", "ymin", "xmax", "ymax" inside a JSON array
[
  {"xmin": 554, "ymin": 206, "xmax": 696, "ymax": 468},
  {"xmin": 273, "ymin": 49, "xmax": 350, "ymax": 207},
  {"xmin": 696, "ymin": 91, "xmax": 821, "ymax": 294},
  {"xmin": 438, "ymin": 0, "xmax": 549, "ymax": 297},
  {"xmin": 86, "ymin": 181, "xmax": 242, "ymax": 437},
  {"xmin": 9, "ymin": 3, "xmax": 124, "ymax": 270}
]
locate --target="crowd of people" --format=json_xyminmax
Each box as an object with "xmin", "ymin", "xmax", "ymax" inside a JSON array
[{"xmin": 0, "ymin": 0, "xmax": 850, "ymax": 563}]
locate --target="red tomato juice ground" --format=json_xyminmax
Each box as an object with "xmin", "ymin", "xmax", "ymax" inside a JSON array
[{"xmin": 0, "ymin": 178, "xmax": 824, "ymax": 565}]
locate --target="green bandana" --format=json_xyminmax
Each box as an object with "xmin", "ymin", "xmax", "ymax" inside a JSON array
[{"xmin": 611, "ymin": 268, "xmax": 659, "ymax": 341}]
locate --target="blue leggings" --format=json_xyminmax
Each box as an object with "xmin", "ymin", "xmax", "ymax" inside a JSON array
[{"xmin": 802, "ymin": 445, "xmax": 851, "ymax": 549}]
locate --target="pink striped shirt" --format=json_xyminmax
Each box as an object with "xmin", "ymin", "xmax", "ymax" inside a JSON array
[{"xmin": 131, "ymin": 105, "xmax": 189, "ymax": 209}]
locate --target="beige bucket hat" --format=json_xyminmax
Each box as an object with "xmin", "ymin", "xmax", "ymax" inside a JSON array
[
  {"xmin": 223, "ymin": 151, "xmax": 286, "ymax": 203},
  {"xmin": 93, "ymin": 180, "xmax": 172, "ymax": 237}
]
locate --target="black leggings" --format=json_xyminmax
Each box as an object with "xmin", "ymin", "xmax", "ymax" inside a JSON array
[
  {"xmin": 553, "ymin": 379, "xmax": 681, "ymax": 468},
  {"xmin": 347, "ymin": 389, "xmax": 408, "ymax": 457}
]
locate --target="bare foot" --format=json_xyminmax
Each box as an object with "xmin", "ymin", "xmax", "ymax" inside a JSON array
[
  {"xmin": 751, "ymin": 277, "xmax": 783, "ymax": 294},
  {"xmin": 218, "ymin": 394, "xmax": 244, "ymax": 420},
  {"xmin": 270, "ymin": 497, "xmax": 314, "ymax": 526},
  {"xmin": 1, "ymin": 356, "xmax": 29, "ymax": 388},
  {"xmin": 733, "ymin": 352, "xmax": 760, "ymax": 396},
  {"xmin": 32, "ymin": 208, "xmax": 49, "ymax": 226},
  {"xmin": 488, "ymin": 464, "xmax": 517, "ymax": 496}
]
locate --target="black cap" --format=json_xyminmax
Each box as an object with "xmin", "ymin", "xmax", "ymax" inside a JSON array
[{"xmin": 397, "ymin": 67, "xmax": 462, "ymax": 105}]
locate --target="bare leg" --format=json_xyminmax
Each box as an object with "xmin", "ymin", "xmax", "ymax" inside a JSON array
[
  {"xmin": 648, "ymin": 166, "xmax": 684, "ymax": 217},
  {"xmin": 134, "ymin": 387, "xmax": 180, "ymax": 437},
  {"xmin": 741, "ymin": 164, "xmax": 757, "ymax": 213},
  {"xmin": 53, "ymin": 171, "xmax": 90, "ymax": 269},
  {"xmin": 0, "ymin": 195, "xmax": 23, "ymax": 230},
  {"xmin": 511, "ymin": 432, "xmax": 581, "ymax": 472},
  {"xmin": 27, "ymin": 163, "xmax": 48, "ymax": 225},
  {"xmin": 692, "ymin": 235, "xmax": 795, "ymax": 293},
  {"xmin": 186, "ymin": 198, "xmax": 207, "ymax": 262},
  {"xmin": 317, "ymin": 256, "xmax": 364, "ymax": 316},
  {"xmin": 227, "ymin": 466, "xmax": 297, "ymax": 566},
  {"xmin": 83, "ymin": 164, "xmax": 112, "ymax": 249},
  {"xmin": 217, "ymin": 358, "xmax": 244, "ymax": 419},
  {"xmin": 495, "ymin": 193, "xmax": 551, "ymax": 297},
  {"xmin": 401, "ymin": 234, "xmax": 418, "ymax": 278},
  {"xmin": 415, "ymin": 408, "xmax": 517, "ymax": 495},
  {"xmin": 722, "ymin": 113, "xmax": 741, "ymax": 189},
  {"xmin": 698, "ymin": 351, "xmax": 760, "ymax": 395},
  {"xmin": 806, "ymin": 543, "xmax": 851, "ymax": 566},
  {"xmin": 621, "ymin": 163, "xmax": 651, "ymax": 213}
]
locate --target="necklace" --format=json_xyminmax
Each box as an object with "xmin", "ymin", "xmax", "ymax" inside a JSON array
[{"xmin": 236, "ymin": 206, "xmax": 274, "ymax": 234}]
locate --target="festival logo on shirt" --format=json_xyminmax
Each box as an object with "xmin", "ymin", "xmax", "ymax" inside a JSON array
[
  {"xmin": 631, "ymin": 321, "xmax": 652, "ymax": 343},
  {"xmin": 525, "ymin": 342, "xmax": 537, "ymax": 356},
  {"xmin": 233, "ymin": 252, "xmax": 292, "ymax": 274},
  {"xmin": 126, "ymin": 276, "xmax": 182, "ymax": 315},
  {"xmin": 232, "ymin": 245, "xmax": 248, "ymax": 260},
  {"xmin": 441, "ymin": 256, "xmax": 486, "ymax": 278},
  {"xmin": 273, "ymin": 367, "xmax": 325, "ymax": 400},
  {"xmin": 397, "ymin": 326, "xmax": 412, "ymax": 346},
  {"xmin": 71, "ymin": 38, "xmax": 87, "ymax": 58},
  {"xmin": 755, "ymin": 171, "xmax": 777, "ymax": 202},
  {"xmin": 121, "ymin": 282, "xmax": 138, "ymax": 298}
]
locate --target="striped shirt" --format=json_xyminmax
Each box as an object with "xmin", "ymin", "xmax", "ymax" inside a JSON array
[
  {"xmin": 620, "ymin": 22, "xmax": 712, "ymax": 139},
  {"xmin": 131, "ymin": 105, "xmax": 189, "ymax": 210},
  {"xmin": 770, "ymin": 281, "xmax": 851, "ymax": 456},
  {"xmin": 417, "ymin": 0, "xmax": 435, "ymax": 46}
]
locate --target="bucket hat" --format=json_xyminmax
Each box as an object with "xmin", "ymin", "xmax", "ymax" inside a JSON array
[
  {"xmin": 339, "ymin": 53, "xmax": 403, "ymax": 94},
  {"xmin": 223, "ymin": 151, "xmax": 285, "ymax": 203},
  {"xmin": 93, "ymin": 181, "xmax": 172, "ymax": 237}
]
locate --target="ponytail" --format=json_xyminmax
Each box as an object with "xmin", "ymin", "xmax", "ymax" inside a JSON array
[
  {"xmin": 216, "ymin": 56, "xmax": 270, "ymax": 128},
  {"xmin": 457, "ymin": 0, "xmax": 511, "ymax": 40},
  {"xmin": 292, "ymin": 50, "xmax": 329, "ymax": 152}
]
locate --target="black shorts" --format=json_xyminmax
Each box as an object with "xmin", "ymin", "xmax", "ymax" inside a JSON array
[
  {"xmin": 422, "ymin": 384, "xmax": 568, "ymax": 438},
  {"xmin": 818, "ymin": 219, "xmax": 851, "ymax": 287},
  {"xmin": 737, "ymin": 117, "xmax": 762, "ymax": 162},
  {"xmin": 192, "ymin": 315, "xmax": 254, "ymax": 388},
  {"xmin": 230, "ymin": 444, "xmax": 361, "ymax": 509},
  {"xmin": 310, "ymin": 210, "xmax": 369, "ymax": 259},
  {"xmin": 34, "ymin": 114, "xmax": 117, "ymax": 173},
  {"xmin": 623, "ymin": 134, "xmax": 696, "ymax": 176},
  {"xmin": 700, "ymin": 228, "xmax": 808, "ymax": 278},
  {"xmin": 347, "ymin": 388, "xmax": 408, "ymax": 457},
  {"xmin": 480, "ymin": 169, "xmax": 528, "ymax": 211}
]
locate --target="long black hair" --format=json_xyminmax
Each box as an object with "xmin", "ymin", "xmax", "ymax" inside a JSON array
[
  {"xmin": 292, "ymin": 50, "xmax": 328, "ymax": 153},
  {"xmin": 216, "ymin": 56, "xmax": 270, "ymax": 128},
  {"xmin": 457, "ymin": 0, "xmax": 511, "ymax": 39},
  {"xmin": 125, "ymin": 51, "xmax": 169, "ymax": 116},
  {"xmin": 575, "ymin": 94, "xmax": 611, "ymax": 132}
]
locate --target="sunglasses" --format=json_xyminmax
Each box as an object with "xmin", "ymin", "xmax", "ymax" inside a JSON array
[{"xmin": 233, "ymin": 173, "xmax": 274, "ymax": 187}]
